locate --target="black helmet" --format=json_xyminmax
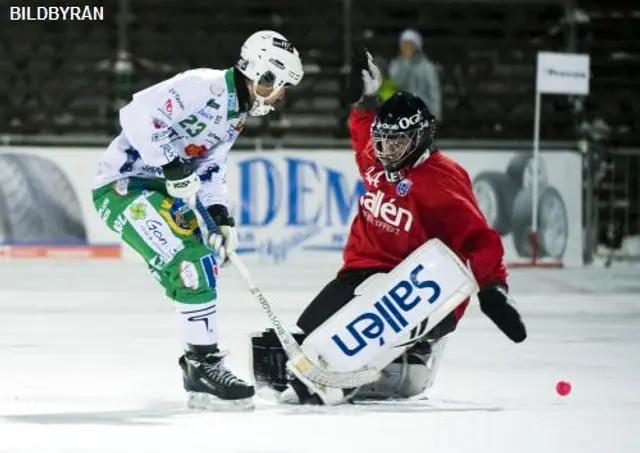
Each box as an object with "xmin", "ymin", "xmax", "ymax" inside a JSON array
[{"xmin": 371, "ymin": 91, "xmax": 437, "ymax": 181}]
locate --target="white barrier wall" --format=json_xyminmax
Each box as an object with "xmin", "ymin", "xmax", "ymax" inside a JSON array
[{"xmin": 0, "ymin": 147, "xmax": 582, "ymax": 266}]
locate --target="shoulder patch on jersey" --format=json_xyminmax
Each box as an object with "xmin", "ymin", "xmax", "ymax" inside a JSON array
[{"xmin": 396, "ymin": 179, "xmax": 413, "ymax": 197}]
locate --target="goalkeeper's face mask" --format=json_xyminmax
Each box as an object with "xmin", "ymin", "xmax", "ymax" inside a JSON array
[
  {"xmin": 373, "ymin": 130, "xmax": 419, "ymax": 169},
  {"xmin": 371, "ymin": 91, "xmax": 437, "ymax": 182}
]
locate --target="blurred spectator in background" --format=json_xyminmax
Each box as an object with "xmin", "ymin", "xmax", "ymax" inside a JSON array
[
  {"xmin": 372, "ymin": 56, "xmax": 397, "ymax": 101},
  {"xmin": 389, "ymin": 29, "xmax": 442, "ymax": 121}
]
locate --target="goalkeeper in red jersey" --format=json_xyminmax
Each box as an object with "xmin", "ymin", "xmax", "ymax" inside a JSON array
[{"xmin": 250, "ymin": 47, "xmax": 527, "ymax": 405}]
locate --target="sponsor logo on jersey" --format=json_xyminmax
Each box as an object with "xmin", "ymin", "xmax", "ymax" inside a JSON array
[
  {"xmin": 184, "ymin": 144, "xmax": 207, "ymax": 158},
  {"xmin": 127, "ymin": 206, "xmax": 184, "ymax": 262},
  {"xmin": 226, "ymin": 124, "xmax": 241, "ymax": 140},
  {"xmin": 141, "ymin": 216, "xmax": 183, "ymax": 261},
  {"xmin": 205, "ymin": 132, "xmax": 222, "ymax": 147},
  {"xmin": 152, "ymin": 118, "xmax": 167, "ymax": 129},
  {"xmin": 166, "ymin": 128, "xmax": 182, "ymax": 142},
  {"xmin": 396, "ymin": 178, "xmax": 413, "ymax": 197},
  {"xmin": 112, "ymin": 214, "xmax": 128, "ymax": 236},
  {"xmin": 160, "ymin": 199, "xmax": 196, "ymax": 235},
  {"xmin": 200, "ymin": 254, "xmax": 218, "ymax": 288},
  {"xmin": 149, "ymin": 255, "xmax": 167, "ymax": 270},
  {"xmin": 227, "ymin": 92, "xmax": 236, "ymax": 113},
  {"xmin": 97, "ymin": 197, "xmax": 111, "ymax": 222},
  {"xmin": 119, "ymin": 147, "xmax": 140, "ymax": 173},
  {"xmin": 214, "ymin": 115, "xmax": 222, "ymax": 124},
  {"xmin": 168, "ymin": 88, "xmax": 184, "ymax": 110},
  {"xmin": 129, "ymin": 201, "xmax": 147, "ymax": 220},
  {"xmin": 331, "ymin": 264, "xmax": 441, "ymax": 357},
  {"xmin": 180, "ymin": 261, "xmax": 199, "ymax": 290},
  {"xmin": 199, "ymin": 164, "xmax": 221, "ymax": 183},
  {"xmin": 157, "ymin": 98, "xmax": 173, "ymax": 120},
  {"xmin": 197, "ymin": 108, "xmax": 214, "ymax": 121},
  {"xmin": 360, "ymin": 190, "xmax": 413, "ymax": 234},
  {"xmin": 144, "ymin": 166, "xmax": 163, "ymax": 177},
  {"xmin": 152, "ymin": 127, "xmax": 181, "ymax": 145},
  {"xmin": 161, "ymin": 144, "xmax": 178, "ymax": 161},
  {"xmin": 118, "ymin": 147, "xmax": 163, "ymax": 177},
  {"xmin": 364, "ymin": 166, "xmax": 384, "ymax": 188},
  {"xmin": 114, "ymin": 178, "xmax": 129, "ymax": 196},
  {"xmin": 196, "ymin": 98, "xmax": 220, "ymax": 121}
]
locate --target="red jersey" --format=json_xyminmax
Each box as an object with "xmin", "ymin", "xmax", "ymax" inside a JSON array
[{"xmin": 339, "ymin": 109, "xmax": 507, "ymax": 290}]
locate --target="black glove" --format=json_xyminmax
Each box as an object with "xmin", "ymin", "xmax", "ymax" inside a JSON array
[
  {"xmin": 205, "ymin": 204, "xmax": 237, "ymax": 267},
  {"xmin": 478, "ymin": 285, "xmax": 527, "ymax": 343},
  {"xmin": 207, "ymin": 204, "xmax": 235, "ymax": 227},
  {"xmin": 162, "ymin": 158, "xmax": 193, "ymax": 180},
  {"xmin": 346, "ymin": 44, "xmax": 370, "ymax": 104}
]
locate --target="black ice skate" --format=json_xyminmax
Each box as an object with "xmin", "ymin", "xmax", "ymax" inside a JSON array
[{"xmin": 179, "ymin": 344, "xmax": 255, "ymax": 410}]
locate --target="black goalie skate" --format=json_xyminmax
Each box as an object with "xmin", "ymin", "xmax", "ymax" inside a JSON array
[{"xmin": 179, "ymin": 344, "xmax": 255, "ymax": 410}]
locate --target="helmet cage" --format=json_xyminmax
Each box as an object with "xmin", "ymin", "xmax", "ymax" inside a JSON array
[
  {"xmin": 372, "ymin": 129, "xmax": 422, "ymax": 169},
  {"xmin": 371, "ymin": 108, "xmax": 432, "ymax": 172}
]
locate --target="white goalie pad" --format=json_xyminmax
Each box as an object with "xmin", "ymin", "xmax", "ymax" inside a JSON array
[{"xmin": 300, "ymin": 239, "xmax": 478, "ymax": 375}]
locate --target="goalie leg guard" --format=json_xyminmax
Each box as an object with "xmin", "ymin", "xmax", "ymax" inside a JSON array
[
  {"xmin": 250, "ymin": 321, "xmax": 453, "ymax": 402},
  {"xmin": 347, "ymin": 299, "xmax": 458, "ymax": 399},
  {"xmin": 250, "ymin": 240, "xmax": 476, "ymax": 404}
]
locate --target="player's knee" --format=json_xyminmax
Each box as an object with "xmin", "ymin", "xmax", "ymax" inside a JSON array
[{"xmin": 159, "ymin": 249, "xmax": 219, "ymax": 303}]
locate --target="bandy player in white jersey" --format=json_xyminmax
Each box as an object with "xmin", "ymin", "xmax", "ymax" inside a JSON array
[{"xmin": 91, "ymin": 30, "xmax": 304, "ymax": 410}]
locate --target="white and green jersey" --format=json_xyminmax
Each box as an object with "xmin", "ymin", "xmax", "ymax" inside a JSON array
[{"xmin": 93, "ymin": 68, "xmax": 247, "ymax": 208}]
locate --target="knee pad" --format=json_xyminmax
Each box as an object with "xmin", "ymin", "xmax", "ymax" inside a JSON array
[{"xmin": 249, "ymin": 328, "xmax": 307, "ymax": 392}]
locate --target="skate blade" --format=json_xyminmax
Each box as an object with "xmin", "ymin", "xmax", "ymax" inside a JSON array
[{"xmin": 186, "ymin": 392, "xmax": 255, "ymax": 412}]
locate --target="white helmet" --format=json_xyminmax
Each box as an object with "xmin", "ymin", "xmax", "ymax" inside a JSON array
[{"xmin": 236, "ymin": 30, "xmax": 304, "ymax": 116}]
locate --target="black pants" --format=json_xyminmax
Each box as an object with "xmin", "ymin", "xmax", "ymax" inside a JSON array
[
  {"xmin": 296, "ymin": 268, "xmax": 380, "ymax": 334},
  {"xmin": 296, "ymin": 268, "xmax": 459, "ymax": 340}
]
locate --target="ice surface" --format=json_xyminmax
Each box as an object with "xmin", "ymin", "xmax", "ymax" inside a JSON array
[{"xmin": 1, "ymin": 260, "xmax": 639, "ymax": 453}]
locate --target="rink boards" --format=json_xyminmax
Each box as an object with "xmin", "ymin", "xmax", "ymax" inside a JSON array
[{"xmin": 0, "ymin": 147, "xmax": 582, "ymax": 266}]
